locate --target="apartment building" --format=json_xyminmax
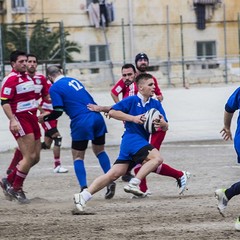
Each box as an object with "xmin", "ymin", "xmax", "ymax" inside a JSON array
[{"xmin": 0, "ymin": 0, "xmax": 239, "ymax": 87}]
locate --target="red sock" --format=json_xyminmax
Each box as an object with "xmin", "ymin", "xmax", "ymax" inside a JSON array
[
  {"xmin": 7, "ymin": 168, "xmax": 17, "ymax": 184},
  {"xmin": 7, "ymin": 148, "xmax": 22, "ymax": 172},
  {"xmin": 134, "ymin": 165, "xmax": 148, "ymax": 193},
  {"xmin": 150, "ymin": 130, "xmax": 166, "ymax": 150},
  {"xmin": 54, "ymin": 158, "xmax": 61, "ymax": 168},
  {"xmin": 12, "ymin": 169, "xmax": 27, "ymax": 190},
  {"xmin": 155, "ymin": 163, "xmax": 183, "ymax": 179}
]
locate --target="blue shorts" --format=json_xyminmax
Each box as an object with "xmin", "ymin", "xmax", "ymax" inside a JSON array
[
  {"xmin": 70, "ymin": 112, "xmax": 107, "ymax": 141},
  {"xmin": 117, "ymin": 132, "xmax": 151, "ymax": 161},
  {"xmin": 234, "ymin": 135, "xmax": 240, "ymax": 163}
]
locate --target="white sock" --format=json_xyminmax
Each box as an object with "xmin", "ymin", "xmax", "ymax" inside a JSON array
[
  {"xmin": 81, "ymin": 189, "xmax": 92, "ymax": 202},
  {"xmin": 129, "ymin": 177, "xmax": 141, "ymax": 186}
]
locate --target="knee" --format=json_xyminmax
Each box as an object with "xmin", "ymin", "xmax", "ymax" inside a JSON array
[
  {"xmin": 41, "ymin": 142, "xmax": 51, "ymax": 149},
  {"xmin": 92, "ymin": 146, "xmax": 104, "ymax": 156},
  {"xmin": 53, "ymin": 136, "xmax": 62, "ymax": 147},
  {"xmin": 29, "ymin": 153, "xmax": 40, "ymax": 166},
  {"xmin": 152, "ymin": 156, "xmax": 163, "ymax": 168},
  {"xmin": 107, "ymin": 171, "xmax": 122, "ymax": 181},
  {"xmin": 158, "ymin": 156, "xmax": 164, "ymax": 165},
  {"xmin": 35, "ymin": 156, "xmax": 40, "ymax": 164}
]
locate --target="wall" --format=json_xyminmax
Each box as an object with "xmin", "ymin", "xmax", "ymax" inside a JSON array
[{"xmin": 1, "ymin": 0, "xmax": 240, "ymax": 87}]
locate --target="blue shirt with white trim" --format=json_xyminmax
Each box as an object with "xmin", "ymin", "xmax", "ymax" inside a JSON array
[
  {"xmin": 49, "ymin": 75, "xmax": 107, "ymax": 141},
  {"xmin": 112, "ymin": 93, "xmax": 167, "ymax": 160}
]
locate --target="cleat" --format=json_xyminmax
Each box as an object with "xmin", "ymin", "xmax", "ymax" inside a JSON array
[
  {"xmin": 121, "ymin": 172, "xmax": 134, "ymax": 182},
  {"xmin": 0, "ymin": 178, "xmax": 13, "ymax": 201},
  {"xmin": 73, "ymin": 193, "xmax": 86, "ymax": 212},
  {"xmin": 145, "ymin": 189, "xmax": 152, "ymax": 196},
  {"xmin": 124, "ymin": 183, "xmax": 144, "ymax": 197},
  {"xmin": 131, "ymin": 194, "xmax": 147, "ymax": 199},
  {"xmin": 53, "ymin": 165, "xmax": 68, "ymax": 173},
  {"xmin": 8, "ymin": 187, "xmax": 30, "ymax": 204},
  {"xmin": 235, "ymin": 216, "xmax": 240, "ymax": 231},
  {"xmin": 105, "ymin": 181, "xmax": 116, "ymax": 199},
  {"xmin": 80, "ymin": 186, "xmax": 88, "ymax": 192},
  {"xmin": 177, "ymin": 171, "xmax": 191, "ymax": 195},
  {"xmin": 131, "ymin": 189, "xmax": 152, "ymax": 199},
  {"xmin": 215, "ymin": 188, "xmax": 228, "ymax": 216}
]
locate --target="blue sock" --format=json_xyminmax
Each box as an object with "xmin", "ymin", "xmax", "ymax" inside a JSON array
[
  {"xmin": 74, "ymin": 159, "xmax": 87, "ymax": 189},
  {"xmin": 97, "ymin": 151, "xmax": 111, "ymax": 173}
]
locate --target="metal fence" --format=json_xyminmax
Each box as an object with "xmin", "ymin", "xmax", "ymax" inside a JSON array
[
  {"xmin": 0, "ymin": 7, "xmax": 240, "ymax": 88},
  {"xmin": 66, "ymin": 6, "xmax": 240, "ymax": 88},
  {"xmin": 0, "ymin": 21, "xmax": 66, "ymax": 80},
  {"xmin": 112, "ymin": 8, "xmax": 240, "ymax": 88}
]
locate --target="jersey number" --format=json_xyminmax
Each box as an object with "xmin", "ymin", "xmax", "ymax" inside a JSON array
[{"xmin": 68, "ymin": 80, "xmax": 83, "ymax": 91}]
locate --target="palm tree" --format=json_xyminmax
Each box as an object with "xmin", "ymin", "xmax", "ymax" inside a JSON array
[
  {"xmin": 2, "ymin": 24, "xmax": 27, "ymax": 61},
  {"xmin": 2, "ymin": 20, "xmax": 81, "ymax": 63}
]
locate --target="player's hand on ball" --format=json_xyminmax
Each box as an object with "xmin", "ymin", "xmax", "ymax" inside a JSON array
[
  {"xmin": 140, "ymin": 114, "xmax": 146, "ymax": 124},
  {"xmin": 133, "ymin": 114, "xmax": 146, "ymax": 124},
  {"xmin": 154, "ymin": 114, "xmax": 168, "ymax": 132}
]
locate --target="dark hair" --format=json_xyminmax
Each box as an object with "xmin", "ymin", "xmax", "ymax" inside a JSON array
[
  {"xmin": 135, "ymin": 73, "xmax": 153, "ymax": 85},
  {"xmin": 27, "ymin": 53, "xmax": 38, "ymax": 63},
  {"xmin": 121, "ymin": 63, "xmax": 136, "ymax": 73},
  {"xmin": 135, "ymin": 53, "xmax": 149, "ymax": 65},
  {"xmin": 10, "ymin": 50, "xmax": 26, "ymax": 62}
]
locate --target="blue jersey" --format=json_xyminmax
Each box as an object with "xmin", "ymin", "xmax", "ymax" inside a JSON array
[
  {"xmin": 112, "ymin": 94, "xmax": 167, "ymax": 160},
  {"xmin": 50, "ymin": 76, "xmax": 107, "ymax": 141},
  {"xmin": 225, "ymin": 87, "xmax": 240, "ymax": 162},
  {"xmin": 225, "ymin": 87, "xmax": 240, "ymax": 138}
]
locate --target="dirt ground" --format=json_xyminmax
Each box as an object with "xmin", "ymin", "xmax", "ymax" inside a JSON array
[{"xmin": 0, "ymin": 139, "xmax": 240, "ymax": 240}]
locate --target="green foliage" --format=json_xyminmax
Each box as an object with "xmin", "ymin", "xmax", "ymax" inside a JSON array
[{"xmin": 2, "ymin": 20, "xmax": 81, "ymax": 63}]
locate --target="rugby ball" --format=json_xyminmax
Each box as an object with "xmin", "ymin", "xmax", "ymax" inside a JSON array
[{"xmin": 143, "ymin": 108, "xmax": 161, "ymax": 133}]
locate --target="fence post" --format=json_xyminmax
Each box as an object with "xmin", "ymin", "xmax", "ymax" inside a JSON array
[
  {"xmin": 0, "ymin": 24, "xmax": 4, "ymax": 80},
  {"xmin": 101, "ymin": 16, "xmax": 115, "ymax": 85},
  {"xmin": 166, "ymin": 5, "xmax": 171, "ymax": 87},
  {"xmin": 223, "ymin": 4, "xmax": 228, "ymax": 84},
  {"xmin": 60, "ymin": 21, "xmax": 66, "ymax": 74},
  {"xmin": 180, "ymin": 15, "xmax": 186, "ymax": 88},
  {"xmin": 25, "ymin": 0, "xmax": 30, "ymax": 53},
  {"xmin": 121, "ymin": 18, "xmax": 126, "ymax": 64}
]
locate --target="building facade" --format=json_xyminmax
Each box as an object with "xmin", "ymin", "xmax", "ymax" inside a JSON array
[{"xmin": 0, "ymin": 0, "xmax": 239, "ymax": 87}]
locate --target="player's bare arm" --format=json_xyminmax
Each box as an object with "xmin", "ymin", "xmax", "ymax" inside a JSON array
[
  {"xmin": 109, "ymin": 109, "xmax": 145, "ymax": 124},
  {"xmin": 220, "ymin": 110, "xmax": 234, "ymax": 141},
  {"xmin": 1, "ymin": 102, "xmax": 20, "ymax": 133},
  {"xmin": 110, "ymin": 92, "xmax": 120, "ymax": 103},
  {"xmin": 156, "ymin": 94, "xmax": 163, "ymax": 102},
  {"xmin": 38, "ymin": 111, "xmax": 51, "ymax": 123},
  {"xmin": 87, "ymin": 103, "xmax": 112, "ymax": 113}
]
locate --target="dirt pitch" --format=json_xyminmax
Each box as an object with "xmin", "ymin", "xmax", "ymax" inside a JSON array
[{"xmin": 0, "ymin": 140, "xmax": 240, "ymax": 240}]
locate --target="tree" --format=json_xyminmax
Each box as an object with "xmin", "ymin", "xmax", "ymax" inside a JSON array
[{"xmin": 2, "ymin": 20, "xmax": 81, "ymax": 63}]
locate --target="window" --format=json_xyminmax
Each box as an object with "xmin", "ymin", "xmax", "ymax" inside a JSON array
[
  {"xmin": 196, "ymin": 41, "xmax": 218, "ymax": 69},
  {"xmin": 12, "ymin": 0, "xmax": 25, "ymax": 8},
  {"xmin": 89, "ymin": 45, "xmax": 108, "ymax": 73},
  {"xmin": 197, "ymin": 41, "xmax": 216, "ymax": 59},
  {"xmin": 90, "ymin": 45, "xmax": 108, "ymax": 62},
  {"xmin": 12, "ymin": 0, "xmax": 25, "ymax": 12},
  {"xmin": 0, "ymin": 0, "xmax": 5, "ymax": 13}
]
